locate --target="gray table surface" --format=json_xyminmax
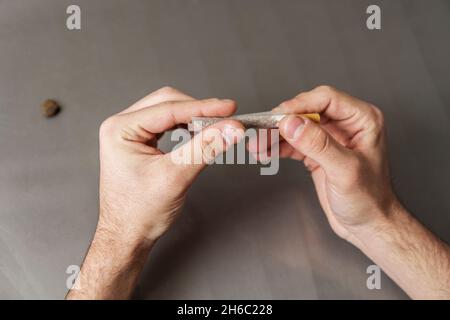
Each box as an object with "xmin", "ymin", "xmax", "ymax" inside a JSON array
[{"xmin": 1, "ymin": 0, "xmax": 449, "ymax": 299}]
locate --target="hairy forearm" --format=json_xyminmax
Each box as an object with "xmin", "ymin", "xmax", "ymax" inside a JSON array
[
  {"xmin": 351, "ymin": 201, "xmax": 450, "ymax": 299},
  {"xmin": 66, "ymin": 226, "xmax": 154, "ymax": 300}
]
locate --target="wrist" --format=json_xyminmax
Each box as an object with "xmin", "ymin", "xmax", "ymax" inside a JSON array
[
  {"xmin": 94, "ymin": 219, "xmax": 157, "ymax": 253},
  {"xmin": 67, "ymin": 224, "xmax": 154, "ymax": 300},
  {"xmin": 98, "ymin": 199, "xmax": 174, "ymax": 244},
  {"xmin": 346, "ymin": 199, "xmax": 408, "ymax": 250}
]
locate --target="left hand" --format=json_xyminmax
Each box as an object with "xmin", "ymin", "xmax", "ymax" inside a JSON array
[{"xmin": 98, "ymin": 86, "xmax": 244, "ymax": 243}]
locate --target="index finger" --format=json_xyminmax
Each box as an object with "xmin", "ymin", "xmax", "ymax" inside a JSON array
[
  {"xmin": 273, "ymin": 85, "xmax": 374, "ymax": 123},
  {"xmin": 119, "ymin": 86, "xmax": 195, "ymax": 115},
  {"xmin": 118, "ymin": 98, "xmax": 237, "ymax": 134},
  {"xmin": 273, "ymin": 86, "xmax": 385, "ymax": 151}
]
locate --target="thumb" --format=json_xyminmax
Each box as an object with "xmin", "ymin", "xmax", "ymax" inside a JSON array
[
  {"xmin": 167, "ymin": 120, "xmax": 245, "ymax": 181},
  {"xmin": 279, "ymin": 115, "xmax": 352, "ymax": 174}
]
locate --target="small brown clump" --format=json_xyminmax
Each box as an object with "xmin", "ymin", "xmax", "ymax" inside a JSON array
[{"xmin": 42, "ymin": 99, "xmax": 61, "ymax": 118}]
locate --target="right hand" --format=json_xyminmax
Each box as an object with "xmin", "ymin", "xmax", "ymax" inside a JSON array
[{"xmin": 272, "ymin": 86, "xmax": 399, "ymax": 245}]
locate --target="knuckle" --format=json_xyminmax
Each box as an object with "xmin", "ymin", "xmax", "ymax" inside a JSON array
[
  {"xmin": 99, "ymin": 116, "xmax": 118, "ymax": 138},
  {"xmin": 200, "ymin": 137, "xmax": 217, "ymax": 163},
  {"xmin": 363, "ymin": 105, "xmax": 385, "ymax": 143},
  {"xmin": 200, "ymin": 131, "xmax": 223, "ymax": 163},
  {"xmin": 312, "ymin": 85, "xmax": 337, "ymax": 105},
  {"xmin": 204, "ymin": 98, "xmax": 221, "ymax": 105},
  {"xmin": 371, "ymin": 105, "xmax": 385, "ymax": 129},
  {"xmin": 315, "ymin": 85, "xmax": 336, "ymax": 96},
  {"xmin": 156, "ymin": 86, "xmax": 178, "ymax": 96},
  {"xmin": 293, "ymin": 91, "xmax": 307, "ymax": 100}
]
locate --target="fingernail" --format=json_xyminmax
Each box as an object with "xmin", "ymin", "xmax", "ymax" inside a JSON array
[
  {"xmin": 221, "ymin": 125, "xmax": 243, "ymax": 146},
  {"xmin": 221, "ymin": 99, "xmax": 234, "ymax": 104},
  {"xmin": 284, "ymin": 116, "xmax": 305, "ymax": 140}
]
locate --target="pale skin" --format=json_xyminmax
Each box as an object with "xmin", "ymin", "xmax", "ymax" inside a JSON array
[{"xmin": 66, "ymin": 86, "xmax": 450, "ymax": 300}]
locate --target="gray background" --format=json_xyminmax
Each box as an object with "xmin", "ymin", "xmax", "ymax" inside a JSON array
[{"xmin": 0, "ymin": 0, "xmax": 449, "ymax": 299}]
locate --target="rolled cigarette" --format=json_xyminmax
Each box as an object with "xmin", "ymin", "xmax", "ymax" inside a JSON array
[{"xmin": 188, "ymin": 111, "xmax": 320, "ymax": 131}]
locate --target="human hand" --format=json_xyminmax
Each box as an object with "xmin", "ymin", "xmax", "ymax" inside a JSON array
[
  {"xmin": 98, "ymin": 87, "xmax": 244, "ymax": 244},
  {"xmin": 258, "ymin": 87, "xmax": 450, "ymax": 300},
  {"xmin": 271, "ymin": 86, "xmax": 397, "ymax": 245}
]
